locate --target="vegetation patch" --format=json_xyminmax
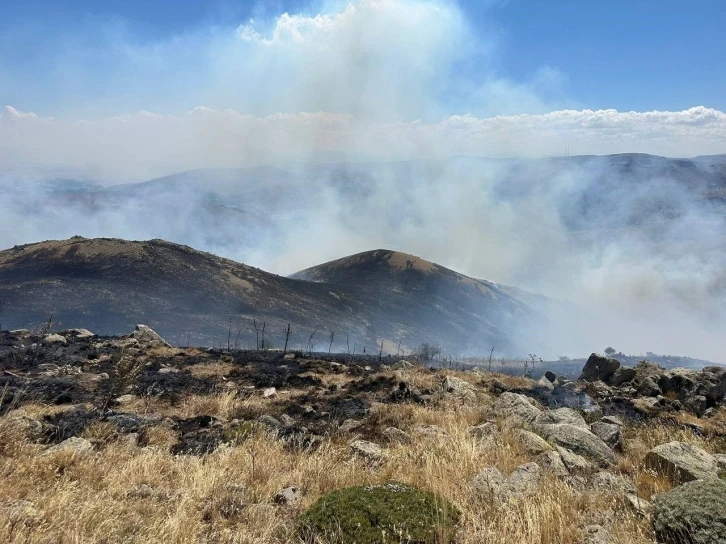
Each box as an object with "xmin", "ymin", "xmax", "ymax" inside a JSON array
[{"xmin": 299, "ymin": 482, "xmax": 460, "ymax": 544}]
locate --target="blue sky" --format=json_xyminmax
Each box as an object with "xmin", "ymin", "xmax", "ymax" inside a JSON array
[{"xmin": 2, "ymin": 0, "xmax": 725, "ymax": 117}]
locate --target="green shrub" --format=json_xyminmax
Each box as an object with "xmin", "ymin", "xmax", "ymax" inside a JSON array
[{"xmin": 299, "ymin": 482, "xmax": 459, "ymax": 543}]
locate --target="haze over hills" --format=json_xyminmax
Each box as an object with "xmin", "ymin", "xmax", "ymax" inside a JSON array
[{"xmin": 0, "ymin": 237, "xmax": 545, "ymax": 355}]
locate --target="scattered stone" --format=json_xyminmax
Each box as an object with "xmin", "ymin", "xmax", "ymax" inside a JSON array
[
  {"xmin": 468, "ymin": 422, "xmax": 498, "ymax": 441},
  {"xmin": 580, "ymin": 524, "xmax": 615, "ymax": 544},
  {"xmin": 158, "ymin": 367, "xmax": 180, "ymax": 374},
  {"xmin": 440, "ymin": 375, "xmax": 477, "ymax": 404},
  {"xmin": 590, "ymin": 471, "xmax": 635, "ymax": 494},
  {"xmin": 43, "ymin": 437, "xmax": 94, "ymax": 457},
  {"xmin": 279, "ymin": 414, "xmax": 296, "ymax": 428},
  {"xmin": 256, "ymin": 415, "xmax": 284, "ymax": 431},
  {"xmin": 469, "ymin": 467, "xmax": 511, "ymax": 501},
  {"xmin": 579, "ymin": 353, "xmax": 620, "ymax": 383},
  {"xmin": 556, "ymin": 446, "xmax": 592, "ymax": 473},
  {"xmin": 65, "ymin": 328, "xmax": 95, "ymax": 338},
  {"xmin": 350, "ymin": 440, "xmax": 382, "ymax": 462},
  {"xmin": 43, "ymin": 333, "xmax": 67, "ymax": 345},
  {"xmin": 544, "ymin": 371, "xmax": 557, "ymax": 383},
  {"xmin": 626, "ymin": 493, "xmax": 651, "ymax": 517},
  {"xmin": 631, "ymin": 397, "xmax": 661, "ymax": 414},
  {"xmin": 638, "ymin": 376, "xmax": 662, "ymax": 397},
  {"xmin": 515, "ymin": 428, "xmax": 552, "ymax": 454},
  {"xmin": 413, "ymin": 425, "xmax": 448, "ymax": 439},
  {"xmin": 535, "ymin": 423, "xmax": 615, "ymax": 467},
  {"xmin": 652, "ymin": 478, "xmax": 726, "ymax": 544},
  {"xmin": 536, "ymin": 450, "xmax": 569, "ymax": 477},
  {"xmin": 600, "ymin": 415, "xmax": 624, "ymax": 426},
  {"xmin": 131, "ymin": 324, "xmax": 171, "ymax": 348},
  {"xmin": 533, "ymin": 408, "xmax": 588, "ymax": 429},
  {"xmin": 274, "ymin": 486, "xmax": 301, "ymax": 507},
  {"xmin": 609, "ymin": 366, "xmax": 636, "ymax": 386},
  {"xmin": 684, "ymin": 395, "xmax": 707, "ymax": 416},
  {"xmin": 644, "ymin": 441, "xmax": 719, "ymax": 484},
  {"xmin": 590, "ymin": 422, "xmax": 621, "ymax": 448},
  {"xmin": 491, "ymin": 392, "xmax": 541, "ymax": 427},
  {"xmin": 115, "ymin": 394, "xmax": 137, "ymax": 405},
  {"xmin": 382, "ymin": 427, "xmax": 413, "ymax": 445},
  {"xmin": 508, "ymin": 462, "xmax": 542, "ymax": 495},
  {"xmin": 262, "ymin": 387, "xmax": 277, "ymax": 398},
  {"xmin": 339, "ymin": 419, "xmax": 362, "ymax": 433},
  {"xmin": 127, "ymin": 483, "xmax": 155, "ymax": 499}
]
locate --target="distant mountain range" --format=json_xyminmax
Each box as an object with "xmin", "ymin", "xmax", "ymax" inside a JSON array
[{"xmin": 0, "ymin": 238, "xmax": 545, "ymax": 354}]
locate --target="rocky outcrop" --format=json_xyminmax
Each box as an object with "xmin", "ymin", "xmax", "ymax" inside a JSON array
[
  {"xmin": 579, "ymin": 354, "xmax": 621, "ymax": 382},
  {"xmin": 644, "ymin": 442, "xmax": 719, "ymax": 484},
  {"xmin": 130, "ymin": 325, "xmax": 171, "ymax": 348},
  {"xmin": 490, "ymin": 392, "xmax": 540, "ymax": 427},
  {"xmin": 535, "ymin": 423, "xmax": 615, "ymax": 467},
  {"xmin": 469, "ymin": 462, "xmax": 542, "ymax": 502}
]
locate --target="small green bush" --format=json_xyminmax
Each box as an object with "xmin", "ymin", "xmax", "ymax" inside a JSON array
[{"xmin": 299, "ymin": 482, "xmax": 460, "ymax": 543}]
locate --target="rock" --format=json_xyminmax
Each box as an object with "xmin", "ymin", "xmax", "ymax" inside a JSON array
[
  {"xmin": 626, "ymin": 493, "xmax": 651, "ymax": 517},
  {"xmin": 4, "ymin": 411, "xmax": 44, "ymax": 441},
  {"xmin": 579, "ymin": 353, "xmax": 620, "ymax": 383},
  {"xmin": 590, "ymin": 422, "xmax": 621, "ymax": 448},
  {"xmin": 638, "ymin": 376, "xmax": 662, "ymax": 397},
  {"xmin": 469, "ymin": 467, "xmax": 511, "ymax": 501},
  {"xmin": 274, "ymin": 486, "xmax": 302, "ymax": 507},
  {"xmin": 413, "ymin": 425, "xmax": 448, "ymax": 439},
  {"xmin": 279, "ymin": 414, "xmax": 296, "ymax": 428},
  {"xmin": 115, "ymin": 394, "xmax": 138, "ymax": 405},
  {"xmin": 491, "ymin": 392, "xmax": 541, "ymax": 427},
  {"xmin": 536, "ymin": 424, "xmax": 614, "ymax": 467},
  {"xmin": 587, "ymin": 381, "xmax": 612, "ymax": 398},
  {"xmin": 631, "ymin": 396, "xmax": 661, "ymax": 415},
  {"xmin": 715, "ymin": 454, "xmax": 726, "ymax": 475},
  {"xmin": 544, "ymin": 371, "xmax": 557, "ymax": 383},
  {"xmin": 262, "ymin": 387, "xmax": 277, "ymax": 398},
  {"xmin": 65, "ymin": 328, "xmax": 95, "ymax": 338},
  {"xmin": 440, "ymin": 376, "xmax": 477, "ymax": 404},
  {"xmin": 644, "ymin": 441, "xmax": 718, "ymax": 484},
  {"xmin": 256, "ymin": 415, "xmax": 284, "ymax": 431},
  {"xmin": 0, "ymin": 500, "xmax": 42, "ymax": 525},
  {"xmin": 382, "ymin": 427, "xmax": 413, "ymax": 445},
  {"xmin": 590, "ymin": 471, "xmax": 635, "ymax": 494},
  {"xmin": 43, "ymin": 333, "xmax": 67, "ymax": 345},
  {"xmin": 350, "ymin": 440, "xmax": 382, "ymax": 462},
  {"xmin": 536, "ymin": 450, "xmax": 569, "ymax": 477},
  {"xmin": 339, "ymin": 419, "xmax": 362, "ymax": 433},
  {"xmin": 515, "ymin": 428, "xmax": 552, "ymax": 454},
  {"xmin": 388, "ymin": 381, "xmax": 425, "ymax": 404},
  {"xmin": 10, "ymin": 329, "xmax": 31, "ymax": 336},
  {"xmin": 580, "ymin": 525, "xmax": 614, "ymax": 544},
  {"xmin": 609, "ymin": 366, "xmax": 636, "ymax": 386},
  {"xmin": 131, "ymin": 324, "xmax": 171, "ymax": 348},
  {"xmin": 652, "ymin": 479, "xmax": 726, "ymax": 544},
  {"xmin": 556, "ymin": 446, "xmax": 593, "ymax": 473},
  {"xmin": 684, "ymin": 395, "xmax": 707, "ymax": 416},
  {"xmin": 533, "ymin": 408, "xmax": 588, "ymax": 429},
  {"xmin": 158, "ymin": 367, "xmax": 180, "ymax": 374},
  {"xmin": 392, "ymin": 360, "xmax": 415, "ymax": 370},
  {"xmin": 536, "ymin": 376, "xmax": 555, "ymax": 391},
  {"xmin": 127, "ymin": 483, "xmax": 155, "ymax": 499},
  {"xmin": 469, "ymin": 422, "xmax": 498, "ymax": 440},
  {"xmin": 508, "ymin": 462, "xmax": 541, "ymax": 496},
  {"xmin": 43, "ymin": 437, "xmax": 93, "ymax": 457},
  {"xmin": 600, "ymin": 415, "xmax": 624, "ymax": 426}
]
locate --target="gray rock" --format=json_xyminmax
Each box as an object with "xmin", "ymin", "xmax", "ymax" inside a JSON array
[
  {"xmin": 600, "ymin": 415, "xmax": 624, "ymax": 427},
  {"xmin": 508, "ymin": 462, "xmax": 542, "ymax": 496},
  {"xmin": 544, "ymin": 371, "xmax": 557, "ymax": 383},
  {"xmin": 4, "ymin": 411, "xmax": 44, "ymax": 441},
  {"xmin": 279, "ymin": 414, "xmax": 296, "ymax": 428},
  {"xmin": 579, "ymin": 354, "xmax": 620, "ymax": 382},
  {"xmin": 382, "ymin": 427, "xmax": 413, "ymax": 445},
  {"xmin": 609, "ymin": 366, "xmax": 636, "ymax": 386},
  {"xmin": 350, "ymin": 440, "xmax": 382, "ymax": 462},
  {"xmin": 715, "ymin": 454, "xmax": 726, "ymax": 475},
  {"xmin": 131, "ymin": 324, "xmax": 171, "ymax": 348},
  {"xmin": 535, "ymin": 423, "xmax": 615, "ymax": 467},
  {"xmin": 515, "ymin": 428, "xmax": 552, "ymax": 454},
  {"xmin": 644, "ymin": 441, "xmax": 719, "ymax": 484},
  {"xmin": 256, "ymin": 415, "xmax": 284, "ymax": 431},
  {"xmin": 580, "ymin": 525, "xmax": 614, "ymax": 544},
  {"xmin": 590, "ymin": 471, "xmax": 635, "ymax": 494},
  {"xmin": 556, "ymin": 446, "xmax": 593, "ymax": 473},
  {"xmin": 440, "ymin": 376, "xmax": 477, "ymax": 404},
  {"xmin": 469, "ymin": 422, "xmax": 498, "ymax": 439},
  {"xmin": 262, "ymin": 387, "xmax": 277, "ymax": 398},
  {"xmin": 43, "ymin": 333, "xmax": 67, "ymax": 345},
  {"xmin": 65, "ymin": 328, "xmax": 95, "ymax": 338},
  {"xmin": 115, "ymin": 394, "xmax": 138, "ymax": 405},
  {"xmin": 469, "ymin": 467, "xmax": 510, "ymax": 501},
  {"xmin": 626, "ymin": 493, "xmax": 651, "ymax": 517},
  {"xmin": 158, "ymin": 367, "xmax": 180, "ymax": 374},
  {"xmin": 490, "ymin": 392, "xmax": 541, "ymax": 427},
  {"xmin": 536, "ymin": 450, "xmax": 569, "ymax": 477},
  {"xmin": 638, "ymin": 376, "xmax": 662, "ymax": 397},
  {"xmin": 536, "ymin": 376, "xmax": 555, "ymax": 391},
  {"xmin": 274, "ymin": 486, "xmax": 301, "ymax": 507},
  {"xmin": 652, "ymin": 479, "xmax": 726, "ymax": 544},
  {"xmin": 533, "ymin": 408, "xmax": 588, "ymax": 429},
  {"xmin": 590, "ymin": 422, "xmax": 621, "ymax": 448},
  {"xmin": 684, "ymin": 395, "xmax": 707, "ymax": 416},
  {"xmin": 413, "ymin": 425, "xmax": 448, "ymax": 439},
  {"xmin": 392, "ymin": 360, "xmax": 415, "ymax": 370},
  {"xmin": 43, "ymin": 437, "xmax": 93, "ymax": 457}
]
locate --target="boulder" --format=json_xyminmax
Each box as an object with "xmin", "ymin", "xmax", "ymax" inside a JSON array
[
  {"xmin": 274, "ymin": 486, "xmax": 302, "ymax": 507},
  {"xmin": 65, "ymin": 328, "xmax": 95, "ymax": 338},
  {"xmin": 43, "ymin": 333, "xmax": 67, "ymax": 345},
  {"xmin": 469, "ymin": 422, "xmax": 498, "ymax": 440},
  {"xmin": 490, "ymin": 392, "xmax": 541, "ymax": 427},
  {"xmin": 715, "ymin": 454, "xmax": 726, "ymax": 475},
  {"xmin": 590, "ymin": 422, "xmax": 621, "ymax": 448},
  {"xmin": 42, "ymin": 437, "xmax": 93, "ymax": 457},
  {"xmin": 131, "ymin": 325, "xmax": 171, "ymax": 348},
  {"xmin": 590, "ymin": 471, "xmax": 635, "ymax": 494},
  {"xmin": 470, "ymin": 462, "xmax": 541, "ymax": 502},
  {"xmin": 382, "ymin": 427, "xmax": 413, "ymax": 445},
  {"xmin": 684, "ymin": 395, "xmax": 707, "ymax": 416},
  {"xmin": 440, "ymin": 376, "xmax": 477, "ymax": 404},
  {"xmin": 579, "ymin": 354, "xmax": 620, "ymax": 383},
  {"xmin": 580, "ymin": 525, "xmax": 615, "ymax": 544},
  {"xmin": 533, "ymin": 408, "xmax": 588, "ymax": 429},
  {"xmin": 350, "ymin": 440, "xmax": 383, "ymax": 462},
  {"xmin": 514, "ymin": 428, "xmax": 552, "ymax": 454},
  {"xmin": 626, "ymin": 493, "xmax": 651, "ymax": 517},
  {"xmin": 536, "ymin": 376, "xmax": 555, "ymax": 391},
  {"xmin": 609, "ymin": 366, "xmax": 636, "ymax": 386},
  {"xmin": 536, "ymin": 450, "xmax": 569, "ymax": 477},
  {"xmin": 652, "ymin": 479, "xmax": 726, "ymax": 544},
  {"xmin": 638, "ymin": 376, "xmax": 662, "ymax": 397},
  {"xmin": 544, "ymin": 371, "xmax": 557, "ymax": 383},
  {"xmin": 556, "ymin": 446, "xmax": 592, "ymax": 473},
  {"xmin": 535, "ymin": 423, "xmax": 615, "ymax": 467},
  {"xmin": 644, "ymin": 442, "xmax": 718, "ymax": 484},
  {"xmin": 600, "ymin": 415, "xmax": 624, "ymax": 426},
  {"xmin": 508, "ymin": 462, "xmax": 542, "ymax": 496},
  {"xmin": 413, "ymin": 425, "xmax": 448, "ymax": 439}
]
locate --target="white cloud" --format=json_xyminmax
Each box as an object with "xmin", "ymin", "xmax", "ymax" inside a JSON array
[{"xmin": 1, "ymin": 105, "xmax": 724, "ymax": 181}]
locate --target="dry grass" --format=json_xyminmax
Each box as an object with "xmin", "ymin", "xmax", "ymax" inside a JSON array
[{"xmin": 2, "ymin": 364, "xmax": 724, "ymax": 544}]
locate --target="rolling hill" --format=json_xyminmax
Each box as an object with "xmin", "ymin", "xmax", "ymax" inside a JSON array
[{"xmin": 0, "ymin": 238, "xmax": 543, "ymax": 355}]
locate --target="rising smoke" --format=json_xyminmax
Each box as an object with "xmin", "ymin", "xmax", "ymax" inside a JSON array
[{"xmin": 1, "ymin": 0, "xmax": 725, "ymax": 362}]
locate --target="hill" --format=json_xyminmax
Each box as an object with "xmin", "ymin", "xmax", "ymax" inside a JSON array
[{"xmin": 0, "ymin": 238, "xmax": 542, "ymax": 354}]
